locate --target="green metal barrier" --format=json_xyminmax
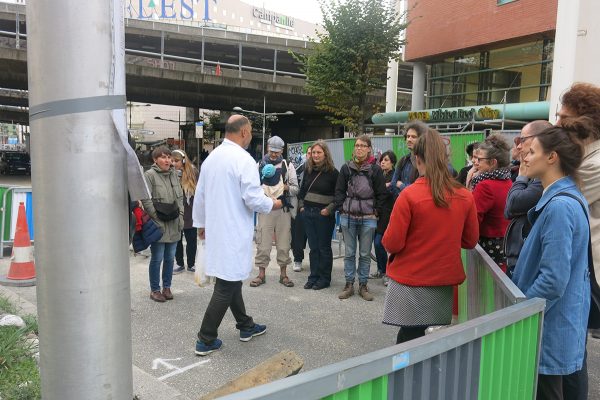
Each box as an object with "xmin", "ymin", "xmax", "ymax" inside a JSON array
[{"xmin": 218, "ymin": 246, "xmax": 544, "ymax": 400}]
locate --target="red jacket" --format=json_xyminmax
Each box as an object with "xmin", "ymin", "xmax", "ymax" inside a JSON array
[
  {"xmin": 472, "ymin": 179, "xmax": 511, "ymax": 238},
  {"xmin": 382, "ymin": 178, "xmax": 479, "ymax": 287}
]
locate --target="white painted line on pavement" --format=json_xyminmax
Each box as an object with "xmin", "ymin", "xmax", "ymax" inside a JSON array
[
  {"xmin": 152, "ymin": 357, "xmax": 182, "ymax": 370},
  {"xmin": 158, "ymin": 359, "xmax": 210, "ymax": 381}
]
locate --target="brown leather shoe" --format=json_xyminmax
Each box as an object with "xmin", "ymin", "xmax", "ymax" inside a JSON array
[
  {"xmin": 150, "ymin": 291, "xmax": 166, "ymax": 302},
  {"xmin": 162, "ymin": 287, "xmax": 173, "ymax": 300}
]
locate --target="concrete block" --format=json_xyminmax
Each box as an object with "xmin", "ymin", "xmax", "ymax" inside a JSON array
[{"xmin": 200, "ymin": 350, "xmax": 303, "ymax": 400}]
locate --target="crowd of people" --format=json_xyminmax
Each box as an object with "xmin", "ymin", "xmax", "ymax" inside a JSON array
[{"xmin": 136, "ymin": 82, "xmax": 600, "ymax": 400}]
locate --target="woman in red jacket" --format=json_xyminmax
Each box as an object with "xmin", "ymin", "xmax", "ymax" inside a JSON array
[
  {"xmin": 382, "ymin": 129, "xmax": 479, "ymax": 344},
  {"xmin": 469, "ymin": 134, "xmax": 512, "ymax": 268}
]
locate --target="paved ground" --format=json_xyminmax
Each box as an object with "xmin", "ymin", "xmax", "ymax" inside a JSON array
[
  {"xmin": 0, "ymin": 174, "xmax": 598, "ymax": 399},
  {"xmin": 0, "ymin": 247, "xmax": 398, "ymax": 399}
]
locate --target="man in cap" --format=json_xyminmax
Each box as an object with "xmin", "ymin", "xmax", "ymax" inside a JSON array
[{"xmin": 250, "ymin": 135, "xmax": 299, "ymax": 288}]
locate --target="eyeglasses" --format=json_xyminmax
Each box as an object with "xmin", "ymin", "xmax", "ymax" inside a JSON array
[
  {"xmin": 354, "ymin": 143, "xmax": 370, "ymax": 148},
  {"xmin": 513, "ymin": 135, "xmax": 538, "ymax": 146},
  {"xmin": 473, "ymin": 157, "xmax": 492, "ymax": 163}
]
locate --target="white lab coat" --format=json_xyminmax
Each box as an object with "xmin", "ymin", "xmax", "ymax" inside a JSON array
[{"xmin": 193, "ymin": 139, "xmax": 273, "ymax": 281}]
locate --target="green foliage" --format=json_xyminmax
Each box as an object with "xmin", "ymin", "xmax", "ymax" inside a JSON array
[
  {"xmin": 297, "ymin": 0, "xmax": 407, "ymax": 134},
  {"xmin": 0, "ymin": 294, "xmax": 18, "ymax": 314},
  {"xmin": 0, "ymin": 294, "xmax": 41, "ymax": 399}
]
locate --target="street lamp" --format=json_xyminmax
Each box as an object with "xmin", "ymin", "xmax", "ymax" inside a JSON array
[
  {"xmin": 127, "ymin": 102, "xmax": 151, "ymax": 129},
  {"xmin": 233, "ymin": 96, "xmax": 293, "ymax": 156}
]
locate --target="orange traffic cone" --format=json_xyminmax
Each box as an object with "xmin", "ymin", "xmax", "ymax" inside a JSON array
[{"xmin": 0, "ymin": 202, "xmax": 36, "ymax": 287}]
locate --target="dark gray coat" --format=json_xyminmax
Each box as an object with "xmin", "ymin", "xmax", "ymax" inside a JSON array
[{"xmin": 503, "ymin": 176, "xmax": 543, "ymax": 268}]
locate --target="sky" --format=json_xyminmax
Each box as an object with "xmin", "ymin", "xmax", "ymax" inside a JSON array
[{"xmin": 243, "ymin": 0, "xmax": 324, "ymax": 24}]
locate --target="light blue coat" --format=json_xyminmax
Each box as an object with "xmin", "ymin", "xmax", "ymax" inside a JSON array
[{"xmin": 512, "ymin": 176, "xmax": 590, "ymax": 375}]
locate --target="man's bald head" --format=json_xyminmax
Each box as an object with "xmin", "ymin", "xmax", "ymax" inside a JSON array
[
  {"xmin": 522, "ymin": 120, "xmax": 552, "ymax": 137},
  {"xmin": 226, "ymin": 115, "xmax": 250, "ymax": 135}
]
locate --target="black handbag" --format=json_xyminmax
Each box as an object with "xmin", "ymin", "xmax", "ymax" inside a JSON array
[{"xmin": 152, "ymin": 200, "xmax": 179, "ymax": 221}]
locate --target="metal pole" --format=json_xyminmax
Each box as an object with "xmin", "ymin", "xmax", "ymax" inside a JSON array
[
  {"xmin": 26, "ymin": 1, "xmax": 133, "ymax": 398},
  {"xmin": 262, "ymin": 96, "xmax": 266, "ymax": 157}
]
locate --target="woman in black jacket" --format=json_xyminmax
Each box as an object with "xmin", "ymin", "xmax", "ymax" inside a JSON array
[
  {"xmin": 298, "ymin": 140, "xmax": 339, "ymax": 290},
  {"xmin": 371, "ymin": 150, "xmax": 397, "ymax": 286}
]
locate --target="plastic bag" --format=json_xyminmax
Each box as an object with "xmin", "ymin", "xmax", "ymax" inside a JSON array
[{"xmin": 194, "ymin": 240, "xmax": 212, "ymax": 287}]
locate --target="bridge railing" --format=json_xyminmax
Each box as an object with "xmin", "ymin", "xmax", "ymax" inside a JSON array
[{"xmin": 216, "ymin": 246, "xmax": 543, "ymax": 400}]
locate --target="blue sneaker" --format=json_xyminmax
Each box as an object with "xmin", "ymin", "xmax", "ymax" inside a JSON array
[
  {"xmin": 239, "ymin": 324, "xmax": 267, "ymax": 342},
  {"xmin": 195, "ymin": 338, "xmax": 222, "ymax": 356}
]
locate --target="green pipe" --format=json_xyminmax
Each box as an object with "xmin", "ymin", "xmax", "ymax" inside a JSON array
[{"xmin": 372, "ymin": 101, "xmax": 550, "ymax": 124}]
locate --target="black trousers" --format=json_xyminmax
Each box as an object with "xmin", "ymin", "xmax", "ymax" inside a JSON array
[
  {"xmin": 198, "ymin": 278, "xmax": 255, "ymax": 344},
  {"xmin": 537, "ymin": 350, "xmax": 588, "ymax": 400},
  {"xmin": 175, "ymin": 228, "xmax": 197, "ymax": 268},
  {"xmin": 396, "ymin": 326, "xmax": 427, "ymax": 344},
  {"xmin": 291, "ymin": 213, "xmax": 307, "ymax": 262}
]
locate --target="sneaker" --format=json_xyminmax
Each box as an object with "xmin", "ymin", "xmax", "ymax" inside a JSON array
[
  {"xmin": 293, "ymin": 262, "xmax": 302, "ymax": 272},
  {"xmin": 173, "ymin": 265, "xmax": 185, "ymax": 274},
  {"xmin": 187, "ymin": 266, "xmax": 196, "ymax": 272},
  {"xmin": 239, "ymin": 324, "xmax": 267, "ymax": 342},
  {"xmin": 591, "ymin": 328, "xmax": 600, "ymax": 339},
  {"xmin": 369, "ymin": 271, "xmax": 383, "ymax": 279},
  {"xmin": 195, "ymin": 338, "xmax": 222, "ymax": 356}
]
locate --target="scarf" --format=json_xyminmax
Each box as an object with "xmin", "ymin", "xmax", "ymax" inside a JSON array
[
  {"xmin": 470, "ymin": 167, "xmax": 511, "ymax": 191},
  {"xmin": 262, "ymin": 154, "xmax": 283, "ymax": 165}
]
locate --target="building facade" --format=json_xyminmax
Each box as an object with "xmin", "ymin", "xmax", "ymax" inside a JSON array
[{"xmin": 405, "ymin": 0, "xmax": 558, "ymax": 110}]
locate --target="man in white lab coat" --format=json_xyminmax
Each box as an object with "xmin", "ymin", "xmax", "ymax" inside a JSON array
[{"xmin": 192, "ymin": 115, "xmax": 283, "ymax": 356}]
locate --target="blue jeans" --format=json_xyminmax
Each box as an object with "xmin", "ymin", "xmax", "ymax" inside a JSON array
[
  {"xmin": 149, "ymin": 241, "xmax": 177, "ymax": 292},
  {"xmin": 373, "ymin": 233, "xmax": 387, "ymax": 274},
  {"xmin": 303, "ymin": 207, "xmax": 336, "ymax": 285},
  {"xmin": 340, "ymin": 215, "xmax": 376, "ymax": 284}
]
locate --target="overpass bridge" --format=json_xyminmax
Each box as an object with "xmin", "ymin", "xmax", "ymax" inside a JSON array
[{"xmin": 0, "ymin": 2, "xmax": 412, "ymax": 130}]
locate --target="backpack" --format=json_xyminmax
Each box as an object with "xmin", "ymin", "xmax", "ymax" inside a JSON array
[{"xmin": 343, "ymin": 163, "xmax": 376, "ymax": 215}]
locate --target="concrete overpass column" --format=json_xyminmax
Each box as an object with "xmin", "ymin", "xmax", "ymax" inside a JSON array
[
  {"xmin": 411, "ymin": 62, "xmax": 426, "ymax": 111},
  {"xmin": 185, "ymin": 107, "xmax": 200, "ymax": 163},
  {"xmin": 549, "ymin": 0, "xmax": 600, "ymax": 123}
]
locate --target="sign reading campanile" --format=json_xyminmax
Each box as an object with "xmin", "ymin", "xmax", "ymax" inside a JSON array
[{"xmin": 252, "ymin": 7, "xmax": 295, "ymax": 29}]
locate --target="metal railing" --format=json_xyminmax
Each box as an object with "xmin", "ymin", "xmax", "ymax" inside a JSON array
[
  {"xmin": 461, "ymin": 245, "xmax": 527, "ymax": 320},
  {"xmin": 216, "ymin": 246, "xmax": 544, "ymax": 400}
]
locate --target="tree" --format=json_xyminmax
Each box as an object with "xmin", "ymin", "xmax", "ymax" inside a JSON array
[{"xmin": 296, "ymin": 0, "xmax": 406, "ymax": 135}]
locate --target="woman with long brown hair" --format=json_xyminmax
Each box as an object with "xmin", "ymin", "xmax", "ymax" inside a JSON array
[
  {"xmin": 298, "ymin": 140, "xmax": 339, "ymax": 290},
  {"xmin": 382, "ymin": 129, "xmax": 479, "ymax": 343},
  {"xmin": 171, "ymin": 149, "xmax": 199, "ymax": 273}
]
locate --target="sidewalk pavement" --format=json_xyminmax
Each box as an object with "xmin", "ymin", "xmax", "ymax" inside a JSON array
[
  {"xmin": 3, "ymin": 247, "xmax": 599, "ymax": 399},
  {"xmin": 0, "ymin": 246, "xmax": 397, "ymax": 399}
]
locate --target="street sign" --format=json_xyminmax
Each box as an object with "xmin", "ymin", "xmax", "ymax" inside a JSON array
[{"xmin": 195, "ymin": 121, "xmax": 204, "ymax": 139}]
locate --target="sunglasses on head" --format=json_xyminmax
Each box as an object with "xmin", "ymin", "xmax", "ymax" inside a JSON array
[{"xmin": 513, "ymin": 134, "xmax": 539, "ymax": 146}]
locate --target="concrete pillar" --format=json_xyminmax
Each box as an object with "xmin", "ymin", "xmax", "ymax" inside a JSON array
[
  {"xmin": 411, "ymin": 62, "xmax": 426, "ymax": 111},
  {"xmin": 184, "ymin": 107, "xmax": 200, "ymax": 161},
  {"xmin": 549, "ymin": 0, "xmax": 600, "ymax": 123},
  {"xmin": 385, "ymin": 0, "xmax": 402, "ymax": 135}
]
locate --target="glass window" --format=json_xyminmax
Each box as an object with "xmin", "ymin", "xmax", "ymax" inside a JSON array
[
  {"xmin": 498, "ymin": 0, "xmax": 518, "ymax": 4},
  {"xmin": 428, "ymin": 40, "xmax": 552, "ymax": 108}
]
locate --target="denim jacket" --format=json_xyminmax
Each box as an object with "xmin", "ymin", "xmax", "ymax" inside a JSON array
[{"xmin": 512, "ymin": 176, "xmax": 590, "ymax": 375}]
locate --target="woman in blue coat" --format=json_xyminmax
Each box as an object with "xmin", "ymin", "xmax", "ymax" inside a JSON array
[{"xmin": 512, "ymin": 125, "xmax": 590, "ymax": 399}]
